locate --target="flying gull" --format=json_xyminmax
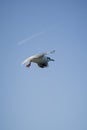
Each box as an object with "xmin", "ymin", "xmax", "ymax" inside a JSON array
[{"xmin": 22, "ymin": 50, "xmax": 55, "ymax": 68}]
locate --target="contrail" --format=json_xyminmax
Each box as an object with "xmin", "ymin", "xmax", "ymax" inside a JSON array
[{"xmin": 18, "ymin": 32, "xmax": 43, "ymax": 45}]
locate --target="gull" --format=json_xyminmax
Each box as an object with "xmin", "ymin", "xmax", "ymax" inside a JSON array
[{"xmin": 22, "ymin": 50, "xmax": 55, "ymax": 68}]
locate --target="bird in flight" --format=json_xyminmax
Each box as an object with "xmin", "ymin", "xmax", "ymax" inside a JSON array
[{"xmin": 22, "ymin": 50, "xmax": 55, "ymax": 68}]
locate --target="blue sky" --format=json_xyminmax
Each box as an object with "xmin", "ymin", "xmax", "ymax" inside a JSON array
[{"xmin": 0, "ymin": 0, "xmax": 87, "ymax": 130}]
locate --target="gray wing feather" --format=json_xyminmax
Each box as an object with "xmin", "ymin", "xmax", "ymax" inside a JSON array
[{"xmin": 33, "ymin": 50, "xmax": 55, "ymax": 59}]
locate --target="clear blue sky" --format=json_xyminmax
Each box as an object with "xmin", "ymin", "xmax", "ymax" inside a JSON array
[{"xmin": 0, "ymin": 0, "xmax": 87, "ymax": 130}]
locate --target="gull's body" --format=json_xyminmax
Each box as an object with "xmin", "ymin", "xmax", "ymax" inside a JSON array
[{"xmin": 22, "ymin": 50, "xmax": 55, "ymax": 68}]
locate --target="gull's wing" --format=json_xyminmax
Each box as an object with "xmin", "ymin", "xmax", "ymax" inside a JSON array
[
  {"xmin": 33, "ymin": 50, "xmax": 55, "ymax": 59},
  {"xmin": 38, "ymin": 62, "xmax": 48, "ymax": 68},
  {"xmin": 45, "ymin": 50, "xmax": 55, "ymax": 55}
]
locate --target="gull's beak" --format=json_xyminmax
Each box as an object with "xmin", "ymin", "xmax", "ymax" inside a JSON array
[{"xmin": 26, "ymin": 63, "xmax": 31, "ymax": 68}]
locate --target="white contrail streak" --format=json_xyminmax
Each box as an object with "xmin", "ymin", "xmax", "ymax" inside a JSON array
[{"xmin": 18, "ymin": 32, "xmax": 43, "ymax": 45}]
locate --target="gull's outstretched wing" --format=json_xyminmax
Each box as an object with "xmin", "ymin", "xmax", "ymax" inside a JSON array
[
  {"xmin": 33, "ymin": 50, "xmax": 55, "ymax": 59},
  {"xmin": 45, "ymin": 50, "xmax": 55, "ymax": 55}
]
